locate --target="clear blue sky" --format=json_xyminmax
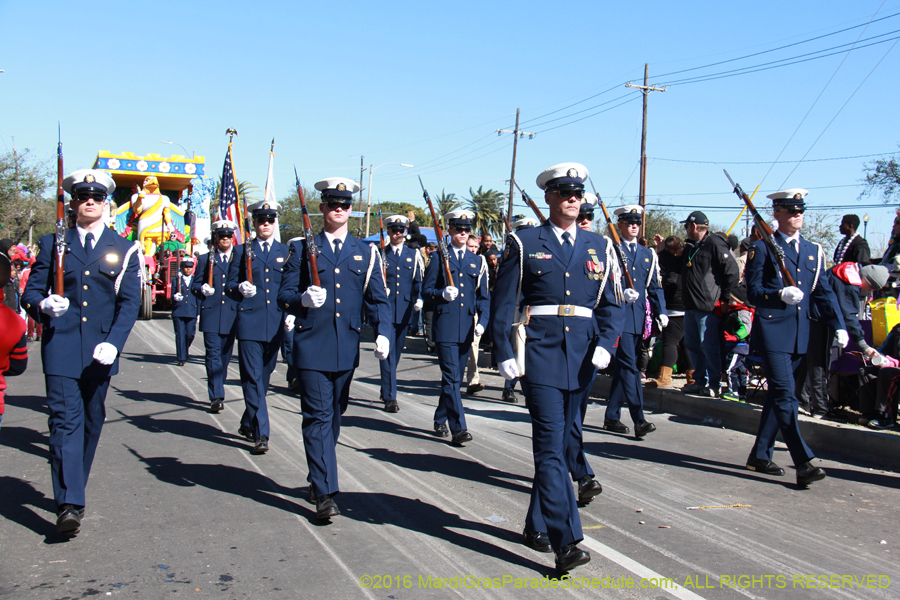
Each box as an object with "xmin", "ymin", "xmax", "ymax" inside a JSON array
[{"xmin": 2, "ymin": 1, "xmax": 899, "ymax": 247}]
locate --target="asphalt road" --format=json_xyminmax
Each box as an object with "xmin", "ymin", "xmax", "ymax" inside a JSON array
[{"xmin": 1, "ymin": 316, "xmax": 898, "ymax": 600}]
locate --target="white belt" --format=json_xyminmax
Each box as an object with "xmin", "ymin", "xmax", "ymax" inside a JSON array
[{"xmin": 526, "ymin": 305, "xmax": 593, "ymax": 318}]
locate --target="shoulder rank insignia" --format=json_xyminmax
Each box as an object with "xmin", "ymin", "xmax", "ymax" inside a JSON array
[{"xmin": 748, "ymin": 248, "xmax": 755, "ymax": 261}]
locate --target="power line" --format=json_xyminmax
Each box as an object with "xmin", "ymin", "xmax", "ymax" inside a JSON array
[
  {"xmin": 649, "ymin": 152, "xmax": 894, "ymax": 165},
  {"xmin": 532, "ymin": 95, "xmax": 642, "ymax": 134}
]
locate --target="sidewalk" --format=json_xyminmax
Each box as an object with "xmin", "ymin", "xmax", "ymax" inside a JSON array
[{"xmin": 590, "ymin": 373, "xmax": 900, "ymax": 472}]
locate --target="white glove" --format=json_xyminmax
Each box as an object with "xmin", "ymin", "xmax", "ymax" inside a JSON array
[
  {"xmin": 239, "ymin": 281, "xmax": 257, "ymax": 298},
  {"xmin": 374, "ymin": 335, "xmax": 390, "ymax": 360},
  {"xmin": 499, "ymin": 358, "xmax": 520, "ymax": 380},
  {"xmin": 592, "ymin": 346, "xmax": 611, "ymax": 370},
  {"xmin": 201, "ymin": 284, "xmax": 215, "ymax": 297},
  {"xmin": 442, "ymin": 286, "xmax": 459, "ymax": 302},
  {"xmin": 474, "ymin": 324, "xmax": 485, "ymax": 337},
  {"xmin": 657, "ymin": 314, "xmax": 669, "ymax": 329},
  {"xmin": 173, "ymin": 293, "xmax": 184, "ymax": 302},
  {"xmin": 284, "ymin": 314, "xmax": 295, "ymax": 332},
  {"xmin": 40, "ymin": 294, "xmax": 69, "ymax": 318},
  {"xmin": 92, "ymin": 342, "xmax": 118, "ymax": 366},
  {"xmin": 414, "ymin": 298, "xmax": 424, "ymax": 312},
  {"xmin": 780, "ymin": 286, "xmax": 804, "ymax": 305},
  {"xmin": 301, "ymin": 285, "xmax": 327, "ymax": 308},
  {"xmin": 623, "ymin": 288, "xmax": 640, "ymax": 303},
  {"xmin": 835, "ymin": 329, "xmax": 849, "ymax": 349}
]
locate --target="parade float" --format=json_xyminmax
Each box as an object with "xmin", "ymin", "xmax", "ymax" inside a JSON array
[{"xmin": 93, "ymin": 151, "xmax": 215, "ymax": 319}]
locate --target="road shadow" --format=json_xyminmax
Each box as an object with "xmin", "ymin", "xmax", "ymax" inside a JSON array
[
  {"xmin": 336, "ymin": 491, "xmax": 554, "ymax": 576},
  {"xmin": 112, "ymin": 408, "xmax": 250, "ymax": 451},
  {"xmin": 0, "ymin": 425, "xmax": 50, "ymax": 461},
  {"xmin": 2, "ymin": 394, "xmax": 47, "ymax": 412},
  {"xmin": 342, "ymin": 412, "xmax": 454, "ymax": 446},
  {"xmin": 0, "ymin": 476, "xmax": 56, "ymax": 538},
  {"xmin": 112, "ymin": 387, "xmax": 205, "ymax": 410}
]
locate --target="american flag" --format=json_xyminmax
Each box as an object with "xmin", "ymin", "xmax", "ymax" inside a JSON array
[{"xmin": 218, "ymin": 143, "xmax": 243, "ymax": 244}]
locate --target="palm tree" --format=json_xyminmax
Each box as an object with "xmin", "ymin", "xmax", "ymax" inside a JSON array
[
  {"xmin": 211, "ymin": 178, "xmax": 261, "ymax": 220},
  {"xmin": 466, "ymin": 186, "xmax": 505, "ymax": 238},
  {"xmin": 432, "ymin": 189, "xmax": 461, "ymax": 229}
]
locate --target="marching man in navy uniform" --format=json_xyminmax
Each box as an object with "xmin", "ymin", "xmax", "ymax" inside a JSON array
[
  {"xmin": 191, "ymin": 221, "xmax": 241, "ymax": 413},
  {"xmin": 171, "ymin": 256, "xmax": 199, "ymax": 366},
  {"xmin": 604, "ymin": 205, "xmax": 667, "ymax": 437},
  {"xmin": 231, "ymin": 201, "xmax": 290, "ymax": 455},
  {"xmin": 500, "ymin": 216, "xmax": 539, "ymax": 404},
  {"xmin": 22, "ymin": 169, "xmax": 142, "ymax": 535},
  {"xmin": 744, "ymin": 189, "xmax": 845, "ymax": 488},
  {"xmin": 278, "ymin": 177, "xmax": 391, "ymax": 521},
  {"xmin": 491, "ymin": 163, "xmax": 622, "ymax": 572},
  {"xmin": 376, "ymin": 214, "xmax": 425, "ymax": 413},
  {"xmin": 422, "ymin": 209, "xmax": 490, "ymax": 446}
]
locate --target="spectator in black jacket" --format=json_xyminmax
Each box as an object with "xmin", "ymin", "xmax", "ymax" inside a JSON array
[
  {"xmin": 679, "ymin": 211, "xmax": 740, "ymax": 397},
  {"xmin": 646, "ymin": 236, "xmax": 693, "ymax": 389},
  {"xmin": 833, "ymin": 214, "xmax": 870, "ymax": 265}
]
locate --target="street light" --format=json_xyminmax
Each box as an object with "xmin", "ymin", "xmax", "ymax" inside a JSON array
[
  {"xmin": 863, "ymin": 213, "xmax": 869, "ymax": 238},
  {"xmin": 160, "ymin": 140, "xmax": 194, "ymax": 158},
  {"xmin": 366, "ymin": 162, "xmax": 414, "ymax": 236}
]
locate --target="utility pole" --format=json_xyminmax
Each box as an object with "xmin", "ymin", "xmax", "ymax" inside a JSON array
[
  {"xmin": 626, "ymin": 64, "xmax": 666, "ymax": 237},
  {"xmin": 358, "ymin": 155, "xmax": 365, "ymax": 235},
  {"xmin": 497, "ymin": 109, "xmax": 535, "ymax": 238}
]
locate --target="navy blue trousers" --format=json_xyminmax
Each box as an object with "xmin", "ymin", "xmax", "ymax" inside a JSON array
[
  {"xmin": 379, "ymin": 323, "xmax": 409, "ymax": 402},
  {"xmin": 523, "ymin": 381, "xmax": 585, "ymax": 551},
  {"xmin": 434, "ymin": 342, "xmax": 470, "ymax": 435},
  {"xmin": 45, "ymin": 375, "xmax": 110, "ymax": 508},
  {"xmin": 203, "ymin": 331, "xmax": 235, "ymax": 401},
  {"xmin": 281, "ymin": 325, "xmax": 296, "ymax": 384},
  {"xmin": 238, "ymin": 334, "xmax": 283, "ymax": 439},
  {"xmin": 298, "ymin": 368, "xmax": 354, "ymax": 497},
  {"xmin": 606, "ymin": 332, "xmax": 646, "ymax": 424},
  {"xmin": 567, "ymin": 368, "xmax": 598, "ymax": 482},
  {"xmin": 173, "ymin": 317, "xmax": 196, "ymax": 362},
  {"xmin": 751, "ymin": 351, "xmax": 814, "ymax": 465}
]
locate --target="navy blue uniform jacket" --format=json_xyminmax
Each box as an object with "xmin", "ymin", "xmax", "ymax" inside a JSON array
[
  {"xmin": 380, "ymin": 245, "xmax": 424, "ymax": 326},
  {"xmin": 619, "ymin": 242, "xmax": 666, "ymax": 335},
  {"xmin": 170, "ymin": 274, "xmax": 200, "ymax": 319},
  {"xmin": 230, "ymin": 239, "xmax": 290, "ymax": 342},
  {"xmin": 278, "ymin": 233, "xmax": 391, "ymax": 371},
  {"xmin": 191, "ymin": 247, "xmax": 241, "ymax": 335},
  {"xmin": 22, "ymin": 227, "xmax": 142, "ymax": 379},
  {"xmin": 422, "ymin": 246, "xmax": 490, "ymax": 344}
]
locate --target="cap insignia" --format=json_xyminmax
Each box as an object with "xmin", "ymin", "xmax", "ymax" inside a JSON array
[
  {"xmin": 566, "ymin": 168, "xmax": 577, "ymax": 178},
  {"xmin": 84, "ymin": 174, "xmax": 95, "ymax": 183},
  {"xmin": 630, "ymin": 208, "xmax": 638, "ymax": 214},
  {"xmin": 793, "ymin": 193, "xmax": 803, "ymax": 200},
  {"xmin": 263, "ymin": 203, "xmax": 270, "ymax": 210},
  {"xmin": 337, "ymin": 183, "xmax": 346, "ymax": 192}
]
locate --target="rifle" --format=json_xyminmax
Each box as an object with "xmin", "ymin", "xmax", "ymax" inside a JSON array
[
  {"xmin": 176, "ymin": 249, "xmax": 183, "ymax": 296},
  {"xmin": 242, "ymin": 208, "xmax": 254, "ymax": 285},
  {"xmin": 206, "ymin": 236, "xmax": 215, "ymax": 287},
  {"xmin": 512, "ymin": 180, "xmax": 546, "ymax": 223},
  {"xmin": 418, "ymin": 176, "xmax": 454, "ymax": 287},
  {"xmin": 499, "ymin": 209, "xmax": 512, "ymax": 233},
  {"xmin": 588, "ymin": 178, "xmax": 635, "ymax": 290},
  {"xmin": 54, "ymin": 124, "xmax": 66, "ymax": 296},
  {"xmin": 377, "ymin": 202, "xmax": 388, "ymax": 279},
  {"xmin": 294, "ymin": 167, "xmax": 321, "ymax": 287},
  {"xmin": 723, "ymin": 170, "xmax": 795, "ymax": 287}
]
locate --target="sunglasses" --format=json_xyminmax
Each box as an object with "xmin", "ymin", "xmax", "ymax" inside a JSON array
[
  {"xmin": 326, "ymin": 200, "xmax": 353, "ymax": 211},
  {"xmin": 255, "ymin": 216, "xmax": 276, "ymax": 224},
  {"xmin": 578, "ymin": 213, "xmax": 594, "ymax": 221},
  {"xmin": 217, "ymin": 232, "xmax": 234, "ymax": 239},
  {"xmin": 73, "ymin": 193, "xmax": 106, "ymax": 203},
  {"xmin": 555, "ymin": 189, "xmax": 584, "ymax": 200},
  {"xmin": 453, "ymin": 227, "xmax": 472, "ymax": 233},
  {"xmin": 387, "ymin": 227, "xmax": 406, "ymax": 234},
  {"xmin": 778, "ymin": 208, "xmax": 805, "ymax": 215}
]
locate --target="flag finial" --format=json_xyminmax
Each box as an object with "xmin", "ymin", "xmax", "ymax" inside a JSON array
[{"xmin": 225, "ymin": 128, "xmax": 238, "ymax": 142}]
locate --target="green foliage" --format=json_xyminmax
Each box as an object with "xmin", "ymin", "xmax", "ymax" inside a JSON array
[
  {"xmin": 278, "ymin": 185, "xmax": 323, "ymax": 238},
  {"xmin": 0, "ymin": 150, "xmax": 54, "ymax": 245},
  {"xmin": 860, "ymin": 147, "xmax": 900, "ymax": 203},
  {"xmin": 465, "ymin": 186, "xmax": 506, "ymax": 237},
  {"xmin": 430, "ymin": 190, "xmax": 461, "ymax": 229}
]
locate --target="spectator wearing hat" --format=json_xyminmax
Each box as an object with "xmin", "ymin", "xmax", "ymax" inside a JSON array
[
  {"xmin": 231, "ymin": 200, "xmax": 291, "ymax": 455},
  {"xmin": 170, "ymin": 257, "xmax": 199, "ymax": 366},
  {"xmin": 375, "ymin": 214, "xmax": 425, "ymax": 413},
  {"xmin": 833, "ymin": 214, "xmax": 870, "ymax": 265},
  {"xmin": 744, "ymin": 188, "xmax": 845, "ymax": 488},
  {"xmin": 191, "ymin": 219, "xmax": 242, "ymax": 413},
  {"xmin": 22, "ymin": 169, "xmax": 142, "ymax": 535},
  {"xmin": 492, "ymin": 162, "xmax": 623, "ymax": 572},
  {"xmin": 799, "ymin": 262, "xmax": 884, "ymax": 419},
  {"xmin": 422, "ymin": 209, "xmax": 490, "ymax": 446},
  {"xmin": 679, "ymin": 210, "xmax": 740, "ymax": 397},
  {"xmin": 646, "ymin": 236, "xmax": 693, "ymax": 389},
  {"xmin": 278, "ymin": 177, "xmax": 391, "ymax": 522},
  {"xmin": 0, "ymin": 250, "xmax": 28, "ymax": 432},
  {"xmin": 603, "ymin": 205, "xmax": 666, "ymax": 436}
]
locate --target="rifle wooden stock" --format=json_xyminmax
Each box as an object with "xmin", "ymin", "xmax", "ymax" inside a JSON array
[
  {"xmin": 206, "ymin": 239, "xmax": 215, "ymax": 287},
  {"xmin": 244, "ymin": 220, "xmax": 254, "ymax": 285},
  {"xmin": 295, "ymin": 167, "xmax": 320, "ymax": 287},
  {"xmin": 377, "ymin": 207, "xmax": 387, "ymax": 279},
  {"xmin": 418, "ymin": 176, "xmax": 454, "ymax": 287},
  {"xmin": 177, "ymin": 250, "xmax": 183, "ymax": 295},
  {"xmin": 599, "ymin": 202, "xmax": 635, "ymax": 290},
  {"xmin": 55, "ymin": 130, "xmax": 66, "ymax": 296},
  {"xmin": 723, "ymin": 170, "xmax": 795, "ymax": 287},
  {"xmin": 512, "ymin": 181, "xmax": 546, "ymax": 223}
]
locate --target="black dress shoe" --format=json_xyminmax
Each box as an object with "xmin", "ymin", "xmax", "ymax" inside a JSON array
[
  {"xmin": 555, "ymin": 544, "xmax": 591, "ymax": 572},
  {"xmin": 251, "ymin": 435, "xmax": 269, "ymax": 455},
  {"xmin": 466, "ymin": 383, "xmax": 485, "ymax": 395},
  {"xmin": 238, "ymin": 425, "xmax": 255, "ymax": 442},
  {"xmin": 288, "ymin": 378, "xmax": 300, "ymax": 392},
  {"xmin": 451, "ymin": 430, "xmax": 473, "ymax": 446},
  {"xmin": 523, "ymin": 529, "xmax": 552, "ymax": 553},
  {"xmin": 210, "ymin": 399, "xmax": 224, "ymax": 413},
  {"xmin": 501, "ymin": 389, "xmax": 517, "ymax": 403},
  {"xmin": 635, "ymin": 420, "xmax": 657, "ymax": 438},
  {"xmin": 746, "ymin": 456, "xmax": 785, "ymax": 476},
  {"xmin": 316, "ymin": 494, "xmax": 340, "ymax": 520},
  {"xmin": 177, "ymin": 360, "xmax": 185, "ymax": 366},
  {"xmin": 796, "ymin": 460, "xmax": 826, "ymax": 488},
  {"xmin": 603, "ymin": 419, "xmax": 630, "ymax": 434},
  {"xmin": 384, "ymin": 401, "xmax": 400, "ymax": 413},
  {"xmin": 56, "ymin": 505, "xmax": 84, "ymax": 535},
  {"xmin": 577, "ymin": 475, "xmax": 603, "ymax": 504},
  {"xmin": 433, "ymin": 422, "xmax": 449, "ymax": 437}
]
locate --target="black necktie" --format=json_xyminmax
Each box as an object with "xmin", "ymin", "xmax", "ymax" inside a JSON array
[
  {"xmin": 84, "ymin": 232, "xmax": 94, "ymax": 259},
  {"xmin": 561, "ymin": 232, "xmax": 573, "ymax": 263},
  {"xmin": 261, "ymin": 241, "xmax": 269, "ymax": 258},
  {"xmin": 333, "ymin": 239, "xmax": 342, "ymax": 259},
  {"xmin": 790, "ymin": 240, "xmax": 797, "ymax": 258}
]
